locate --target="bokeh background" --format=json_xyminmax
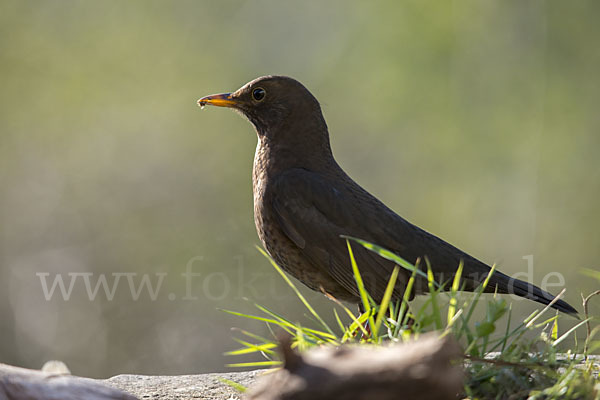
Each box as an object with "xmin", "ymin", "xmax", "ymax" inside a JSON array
[{"xmin": 1, "ymin": 0, "xmax": 599, "ymax": 378}]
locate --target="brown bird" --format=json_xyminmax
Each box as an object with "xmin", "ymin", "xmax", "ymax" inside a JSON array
[{"xmin": 198, "ymin": 75, "xmax": 577, "ymax": 315}]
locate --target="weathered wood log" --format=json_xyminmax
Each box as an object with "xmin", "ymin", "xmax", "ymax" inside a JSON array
[
  {"xmin": 245, "ymin": 334, "xmax": 463, "ymax": 400},
  {"xmin": 0, "ymin": 362, "xmax": 137, "ymax": 400}
]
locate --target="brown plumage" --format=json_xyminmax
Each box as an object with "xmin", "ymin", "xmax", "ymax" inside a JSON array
[{"xmin": 198, "ymin": 75, "xmax": 577, "ymax": 315}]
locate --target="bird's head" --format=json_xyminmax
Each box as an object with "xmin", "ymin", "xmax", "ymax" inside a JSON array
[{"xmin": 198, "ymin": 76, "xmax": 329, "ymax": 147}]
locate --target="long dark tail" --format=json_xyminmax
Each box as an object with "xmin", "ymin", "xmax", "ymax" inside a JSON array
[{"xmin": 487, "ymin": 271, "xmax": 578, "ymax": 316}]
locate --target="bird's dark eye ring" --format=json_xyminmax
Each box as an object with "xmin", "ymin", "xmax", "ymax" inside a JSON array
[{"xmin": 252, "ymin": 88, "xmax": 266, "ymax": 101}]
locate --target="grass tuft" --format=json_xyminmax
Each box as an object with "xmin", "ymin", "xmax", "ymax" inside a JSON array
[{"xmin": 224, "ymin": 240, "xmax": 600, "ymax": 399}]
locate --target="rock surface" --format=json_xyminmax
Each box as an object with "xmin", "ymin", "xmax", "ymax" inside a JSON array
[
  {"xmin": 2, "ymin": 355, "xmax": 598, "ymax": 399},
  {"xmin": 105, "ymin": 370, "xmax": 263, "ymax": 400}
]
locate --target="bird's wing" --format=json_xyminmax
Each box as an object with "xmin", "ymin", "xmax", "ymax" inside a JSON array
[{"xmin": 271, "ymin": 168, "xmax": 411, "ymax": 301}]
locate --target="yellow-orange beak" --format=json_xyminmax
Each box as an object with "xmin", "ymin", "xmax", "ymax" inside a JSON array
[{"xmin": 197, "ymin": 92, "xmax": 237, "ymax": 108}]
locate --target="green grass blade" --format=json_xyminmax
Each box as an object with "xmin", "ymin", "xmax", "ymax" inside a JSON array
[
  {"xmin": 254, "ymin": 303, "xmax": 337, "ymax": 342},
  {"xmin": 257, "ymin": 246, "xmax": 335, "ymax": 336},
  {"xmin": 500, "ymin": 304, "xmax": 512, "ymax": 353},
  {"xmin": 447, "ymin": 260, "xmax": 464, "ymax": 326},
  {"xmin": 226, "ymin": 361, "xmax": 281, "ymax": 368},
  {"xmin": 218, "ymin": 378, "xmax": 247, "ymax": 393},
  {"xmin": 553, "ymin": 318, "xmax": 591, "ymax": 347},
  {"xmin": 580, "ymin": 268, "xmax": 600, "ymax": 281},
  {"xmin": 525, "ymin": 289, "xmax": 567, "ymax": 329},
  {"xmin": 343, "ymin": 310, "xmax": 370, "ymax": 340},
  {"xmin": 426, "ymin": 259, "xmax": 443, "ymax": 330},
  {"xmin": 551, "ymin": 314, "xmax": 559, "ymax": 341},
  {"xmin": 346, "ymin": 240, "xmax": 376, "ymax": 336},
  {"xmin": 534, "ymin": 315, "xmax": 559, "ymax": 329},
  {"xmin": 221, "ymin": 308, "xmax": 291, "ymax": 327},
  {"xmin": 373, "ymin": 265, "xmax": 400, "ymax": 340},
  {"xmin": 457, "ymin": 264, "xmax": 497, "ymax": 341},
  {"xmin": 346, "ymin": 240, "xmax": 372, "ymax": 314},
  {"xmin": 225, "ymin": 339, "xmax": 277, "ymax": 356},
  {"xmin": 333, "ymin": 308, "xmax": 346, "ymax": 334},
  {"xmin": 233, "ymin": 328, "xmax": 272, "ymax": 344},
  {"xmin": 342, "ymin": 236, "xmax": 433, "ymax": 284},
  {"xmin": 395, "ymin": 265, "xmax": 418, "ymax": 336},
  {"xmin": 322, "ymin": 290, "xmax": 369, "ymax": 339}
]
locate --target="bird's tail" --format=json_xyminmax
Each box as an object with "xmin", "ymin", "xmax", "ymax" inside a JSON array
[{"xmin": 486, "ymin": 271, "xmax": 578, "ymax": 316}]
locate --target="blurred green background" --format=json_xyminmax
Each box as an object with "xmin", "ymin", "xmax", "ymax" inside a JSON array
[{"xmin": 1, "ymin": 0, "xmax": 599, "ymax": 378}]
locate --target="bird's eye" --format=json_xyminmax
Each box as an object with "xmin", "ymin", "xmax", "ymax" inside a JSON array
[{"xmin": 252, "ymin": 88, "xmax": 266, "ymax": 101}]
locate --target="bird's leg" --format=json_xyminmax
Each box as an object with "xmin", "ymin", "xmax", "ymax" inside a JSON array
[{"xmin": 358, "ymin": 303, "xmax": 366, "ymax": 314}]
